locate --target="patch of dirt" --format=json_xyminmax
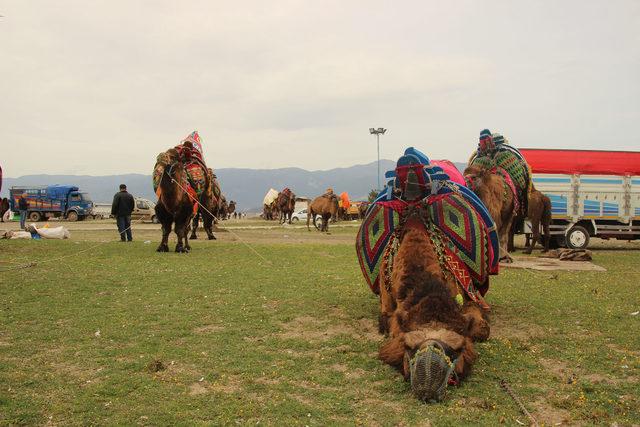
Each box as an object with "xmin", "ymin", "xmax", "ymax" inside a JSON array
[
  {"xmin": 330, "ymin": 363, "xmax": 349, "ymax": 373},
  {"xmin": 255, "ymin": 377, "xmax": 280, "ymax": 386},
  {"xmin": 491, "ymin": 316, "xmax": 548, "ymax": 342},
  {"xmin": 530, "ymin": 398, "xmax": 572, "ymax": 426},
  {"xmin": 189, "ymin": 382, "xmax": 208, "ymax": 395},
  {"xmin": 209, "ymin": 376, "xmax": 243, "ymax": 394},
  {"xmin": 276, "ymin": 313, "xmax": 382, "ymax": 343},
  {"xmin": 291, "ymin": 394, "xmax": 314, "ymax": 406},
  {"xmin": 539, "ymin": 358, "xmax": 627, "ymax": 386},
  {"xmin": 193, "ymin": 324, "xmax": 224, "ymax": 334},
  {"xmin": 606, "ymin": 343, "xmax": 640, "ymax": 357},
  {"xmin": 295, "ymin": 380, "xmax": 339, "ymax": 392}
]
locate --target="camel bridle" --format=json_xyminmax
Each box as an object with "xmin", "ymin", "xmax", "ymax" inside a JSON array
[{"xmin": 409, "ymin": 340, "xmax": 461, "ymax": 402}]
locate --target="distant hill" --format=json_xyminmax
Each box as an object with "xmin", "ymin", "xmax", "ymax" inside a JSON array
[{"xmin": 2, "ymin": 160, "xmax": 467, "ymax": 211}]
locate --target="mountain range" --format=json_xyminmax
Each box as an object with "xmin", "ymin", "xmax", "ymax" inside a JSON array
[{"xmin": 2, "ymin": 160, "xmax": 466, "ymax": 211}]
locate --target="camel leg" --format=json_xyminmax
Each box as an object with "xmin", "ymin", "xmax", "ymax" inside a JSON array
[
  {"xmin": 174, "ymin": 216, "xmax": 188, "ymax": 253},
  {"xmin": 203, "ymin": 211, "xmax": 216, "ymax": 240},
  {"xmin": 499, "ymin": 218, "xmax": 514, "ymax": 263},
  {"xmin": 462, "ymin": 302, "xmax": 490, "ymax": 342},
  {"xmin": 184, "ymin": 225, "xmax": 192, "ymax": 252},
  {"xmin": 190, "ymin": 211, "xmax": 200, "ymax": 240},
  {"xmin": 157, "ymin": 220, "xmax": 171, "ymax": 252},
  {"xmin": 524, "ymin": 218, "xmax": 539, "ymax": 254}
]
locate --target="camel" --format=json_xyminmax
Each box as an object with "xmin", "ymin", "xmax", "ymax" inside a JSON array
[
  {"xmin": 307, "ymin": 193, "xmax": 339, "ymax": 232},
  {"xmin": 357, "ymin": 202, "xmax": 369, "ymax": 220},
  {"xmin": 153, "ymin": 149, "xmax": 197, "ymax": 253},
  {"xmin": 508, "ymin": 188, "xmax": 551, "ymax": 253},
  {"xmin": 277, "ymin": 189, "xmax": 296, "ymax": 224},
  {"xmin": 377, "ymin": 207, "xmax": 488, "ymax": 402},
  {"xmin": 190, "ymin": 169, "xmax": 220, "ymax": 240},
  {"xmin": 464, "ymin": 165, "xmax": 516, "ymax": 262},
  {"xmin": 0, "ymin": 198, "xmax": 9, "ymax": 222},
  {"xmin": 227, "ymin": 201, "xmax": 236, "ymax": 219}
]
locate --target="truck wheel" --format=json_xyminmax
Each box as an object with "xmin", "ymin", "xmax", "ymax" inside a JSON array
[
  {"xmin": 28, "ymin": 211, "xmax": 42, "ymax": 222},
  {"xmin": 566, "ymin": 226, "xmax": 589, "ymax": 250},
  {"xmin": 67, "ymin": 211, "xmax": 79, "ymax": 222}
]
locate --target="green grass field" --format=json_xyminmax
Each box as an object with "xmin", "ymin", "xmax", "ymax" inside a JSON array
[{"xmin": 1, "ymin": 224, "xmax": 639, "ymax": 425}]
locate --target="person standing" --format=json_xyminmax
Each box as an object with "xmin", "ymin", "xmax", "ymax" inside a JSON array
[
  {"xmin": 18, "ymin": 193, "xmax": 28, "ymax": 229},
  {"xmin": 111, "ymin": 184, "xmax": 135, "ymax": 242}
]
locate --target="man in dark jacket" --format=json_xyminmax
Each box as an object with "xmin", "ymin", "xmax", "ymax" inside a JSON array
[
  {"xmin": 111, "ymin": 184, "xmax": 135, "ymax": 242},
  {"xmin": 18, "ymin": 193, "xmax": 28, "ymax": 229}
]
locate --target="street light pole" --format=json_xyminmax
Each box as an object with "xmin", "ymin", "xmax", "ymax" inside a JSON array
[{"xmin": 369, "ymin": 127, "xmax": 387, "ymax": 190}]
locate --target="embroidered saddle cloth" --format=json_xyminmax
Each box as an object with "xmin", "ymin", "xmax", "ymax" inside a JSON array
[
  {"xmin": 469, "ymin": 144, "xmax": 532, "ymax": 214},
  {"xmin": 356, "ymin": 148, "xmax": 499, "ymax": 304}
]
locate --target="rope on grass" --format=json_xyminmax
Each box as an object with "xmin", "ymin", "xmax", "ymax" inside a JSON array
[
  {"xmin": 500, "ymin": 379, "xmax": 539, "ymax": 426},
  {"xmin": 170, "ymin": 177, "xmax": 273, "ymax": 266},
  {"xmin": 0, "ymin": 217, "xmax": 146, "ymax": 272}
]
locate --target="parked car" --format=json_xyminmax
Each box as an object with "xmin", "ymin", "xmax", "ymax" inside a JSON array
[
  {"xmin": 291, "ymin": 208, "xmax": 322, "ymax": 223},
  {"xmin": 132, "ymin": 198, "xmax": 158, "ymax": 223}
]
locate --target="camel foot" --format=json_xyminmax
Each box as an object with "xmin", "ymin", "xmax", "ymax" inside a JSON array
[
  {"xmin": 156, "ymin": 244, "xmax": 169, "ymax": 252},
  {"xmin": 190, "ymin": 234, "xmax": 198, "ymax": 240},
  {"xmin": 207, "ymin": 234, "xmax": 217, "ymax": 240},
  {"xmin": 523, "ymin": 249, "xmax": 533, "ymax": 255},
  {"xmin": 175, "ymin": 244, "xmax": 186, "ymax": 253},
  {"xmin": 185, "ymin": 245, "xmax": 191, "ymax": 252}
]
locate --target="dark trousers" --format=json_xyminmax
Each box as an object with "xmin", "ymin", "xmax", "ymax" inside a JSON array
[
  {"xmin": 20, "ymin": 210, "xmax": 27, "ymax": 229},
  {"xmin": 116, "ymin": 215, "xmax": 132, "ymax": 241}
]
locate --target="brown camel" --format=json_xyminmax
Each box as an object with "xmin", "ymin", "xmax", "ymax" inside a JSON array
[
  {"xmin": 153, "ymin": 149, "xmax": 197, "ymax": 253},
  {"xmin": 307, "ymin": 193, "xmax": 339, "ymax": 232},
  {"xmin": 227, "ymin": 201, "xmax": 236, "ymax": 219},
  {"xmin": 190, "ymin": 169, "xmax": 220, "ymax": 240},
  {"xmin": 377, "ymin": 209, "xmax": 488, "ymax": 402},
  {"xmin": 464, "ymin": 165, "xmax": 516, "ymax": 262},
  {"xmin": 357, "ymin": 202, "xmax": 369, "ymax": 220},
  {"xmin": 0, "ymin": 198, "xmax": 9, "ymax": 222},
  {"xmin": 277, "ymin": 189, "xmax": 296, "ymax": 224},
  {"xmin": 509, "ymin": 188, "xmax": 551, "ymax": 253}
]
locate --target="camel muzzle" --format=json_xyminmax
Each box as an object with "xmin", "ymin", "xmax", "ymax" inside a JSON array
[{"xmin": 408, "ymin": 341, "xmax": 458, "ymax": 403}]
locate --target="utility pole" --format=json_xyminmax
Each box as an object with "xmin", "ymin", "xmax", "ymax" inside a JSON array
[{"xmin": 369, "ymin": 127, "xmax": 387, "ymax": 190}]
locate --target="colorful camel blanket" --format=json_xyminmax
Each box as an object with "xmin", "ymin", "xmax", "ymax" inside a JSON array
[
  {"xmin": 469, "ymin": 144, "xmax": 532, "ymax": 214},
  {"xmin": 357, "ymin": 148, "xmax": 499, "ymax": 303}
]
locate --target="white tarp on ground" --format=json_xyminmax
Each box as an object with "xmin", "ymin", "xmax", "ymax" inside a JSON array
[
  {"xmin": 263, "ymin": 189, "xmax": 279, "ymax": 206},
  {"xmin": 36, "ymin": 226, "xmax": 71, "ymax": 239},
  {"xmin": 23, "ymin": 224, "xmax": 71, "ymax": 239},
  {"xmin": 4, "ymin": 230, "xmax": 31, "ymax": 239}
]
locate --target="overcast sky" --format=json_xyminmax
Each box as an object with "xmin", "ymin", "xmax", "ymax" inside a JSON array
[{"xmin": 1, "ymin": 0, "xmax": 639, "ymax": 177}]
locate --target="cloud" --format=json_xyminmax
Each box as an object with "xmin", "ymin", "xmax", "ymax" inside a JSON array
[{"xmin": 1, "ymin": 0, "xmax": 639, "ymax": 176}]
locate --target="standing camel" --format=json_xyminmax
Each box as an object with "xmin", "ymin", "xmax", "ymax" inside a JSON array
[
  {"xmin": 227, "ymin": 201, "xmax": 236, "ymax": 219},
  {"xmin": 307, "ymin": 193, "xmax": 339, "ymax": 232},
  {"xmin": 508, "ymin": 188, "xmax": 551, "ymax": 253},
  {"xmin": 277, "ymin": 189, "xmax": 296, "ymax": 224},
  {"xmin": 464, "ymin": 165, "xmax": 516, "ymax": 262},
  {"xmin": 153, "ymin": 149, "xmax": 196, "ymax": 253},
  {"xmin": 190, "ymin": 169, "xmax": 220, "ymax": 240}
]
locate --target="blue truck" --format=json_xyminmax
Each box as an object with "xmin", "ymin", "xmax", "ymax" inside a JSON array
[{"xmin": 9, "ymin": 185, "xmax": 94, "ymax": 222}]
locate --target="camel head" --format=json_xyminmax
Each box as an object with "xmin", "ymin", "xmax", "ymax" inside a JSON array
[
  {"xmin": 381, "ymin": 270, "xmax": 477, "ymax": 402},
  {"xmin": 380, "ymin": 207, "xmax": 478, "ymax": 402}
]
